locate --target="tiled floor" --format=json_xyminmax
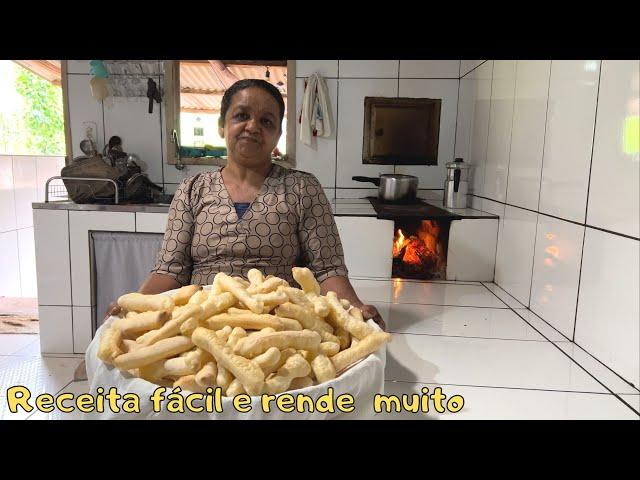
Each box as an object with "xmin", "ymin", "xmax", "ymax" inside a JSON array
[
  {"xmin": 0, "ymin": 280, "xmax": 638, "ymax": 420},
  {"xmin": 351, "ymin": 278, "xmax": 639, "ymax": 419}
]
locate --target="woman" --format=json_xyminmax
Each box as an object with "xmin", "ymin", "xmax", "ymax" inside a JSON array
[{"xmin": 106, "ymin": 79, "xmax": 384, "ymax": 329}]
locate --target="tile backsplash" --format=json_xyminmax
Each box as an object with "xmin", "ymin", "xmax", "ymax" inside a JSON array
[
  {"xmin": 65, "ymin": 60, "xmax": 462, "ymax": 197},
  {"xmin": 457, "ymin": 59, "xmax": 640, "ymax": 389}
]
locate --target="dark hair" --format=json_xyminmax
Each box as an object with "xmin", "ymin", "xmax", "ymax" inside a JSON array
[{"xmin": 219, "ymin": 79, "xmax": 285, "ymax": 128}]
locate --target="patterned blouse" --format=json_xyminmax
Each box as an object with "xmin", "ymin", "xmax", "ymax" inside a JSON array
[{"xmin": 151, "ymin": 164, "xmax": 348, "ymax": 286}]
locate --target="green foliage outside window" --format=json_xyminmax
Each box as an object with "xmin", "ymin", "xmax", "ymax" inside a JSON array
[{"xmin": 0, "ymin": 61, "xmax": 65, "ymax": 156}]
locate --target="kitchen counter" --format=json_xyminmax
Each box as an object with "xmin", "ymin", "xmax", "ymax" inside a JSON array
[
  {"xmin": 33, "ymin": 198, "xmax": 499, "ymax": 219},
  {"xmin": 32, "ymin": 201, "xmax": 171, "ymax": 213}
]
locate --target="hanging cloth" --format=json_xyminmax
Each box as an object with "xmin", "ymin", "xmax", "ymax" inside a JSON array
[{"xmin": 299, "ymin": 73, "xmax": 333, "ymax": 146}]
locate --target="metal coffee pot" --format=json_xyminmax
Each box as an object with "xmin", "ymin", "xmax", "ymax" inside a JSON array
[{"xmin": 443, "ymin": 158, "xmax": 471, "ymax": 209}]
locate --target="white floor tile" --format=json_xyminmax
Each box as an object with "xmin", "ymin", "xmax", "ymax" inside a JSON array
[
  {"xmin": 554, "ymin": 342, "xmax": 639, "ymax": 395},
  {"xmin": 27, "ymin": 381, "xmax": 89, "ymax": 420},
  {"xmin": 10, "ymin": 337, "xmax": 42, "ymax": 356},
  {"xmin": 352, "ymin": 279, "xmax": 508, "ymax": 308},
  {"xmin": 511, "ymin": 309, "xmax": 570, "ymax": 342},
  {"xmin": 0, "ymin": 355, "xmax": 83, "ymax": 397},
  {"xmin": 370, "ymin": 303, "xmax": 546, "ymax": 341},
  {"xmin": 481, "ymin": 282, "xmax": 527, "ymax": 309},
  {"xmin": 0, "ymin": 334, "xmax": 39, "ymax": 355},
  {"xmin": 620, "ymin": 395, "xmax": 639, "ymax": 413},
  {"xmin": 378, "ymin": 381, "xmax": 639, "ymax": 420},
  {"xmin": 0, "ymin": 396, "xmax": 33, "ymax": 420},
  {"xmin": 386, "ymin": 333, "xmax": 607, "ymax": 393}
]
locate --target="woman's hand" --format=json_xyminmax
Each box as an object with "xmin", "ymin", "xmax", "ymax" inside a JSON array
[
  {"xmin": 359, "ymin": 304, "xmax": 386, "ymax": 331},
  {"xmin": 104, "ymin": 301, "xmax": 121, "ymax": 320}
]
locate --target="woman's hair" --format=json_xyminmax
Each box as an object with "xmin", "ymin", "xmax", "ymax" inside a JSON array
[{"xmin": 219, "ymin": 79, "xmax": 285, "ymax": 128}]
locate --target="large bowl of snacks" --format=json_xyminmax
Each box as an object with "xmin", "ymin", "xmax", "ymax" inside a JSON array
[{"xmin": 84, "ymin": 267, "xmax": 391, "ymax": 420}]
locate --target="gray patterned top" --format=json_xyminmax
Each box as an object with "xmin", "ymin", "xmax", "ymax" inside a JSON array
[{"xmin": 151, "ymin": 164, "xmax": 348, "ymax": 286}]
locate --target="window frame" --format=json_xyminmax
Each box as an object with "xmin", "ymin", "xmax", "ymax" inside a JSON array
[{"xmin": 163, "ymin": 60, "xmax": 296, "ymax": 168}]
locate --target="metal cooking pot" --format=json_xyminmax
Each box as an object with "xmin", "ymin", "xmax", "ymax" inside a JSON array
[{"xmin": 352, "ymin": 174, "xmax": 419, "ymax": 202}]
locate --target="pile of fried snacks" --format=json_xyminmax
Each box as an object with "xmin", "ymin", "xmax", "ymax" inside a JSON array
[{"xmin": 98, "ymin": 268, "xmax": 392, "ymax": 396}]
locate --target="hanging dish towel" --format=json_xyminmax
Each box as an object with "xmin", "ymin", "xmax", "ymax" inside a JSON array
[{"xmin": 299, "ymin": 73, "xmax": 333, "ymax": 146}]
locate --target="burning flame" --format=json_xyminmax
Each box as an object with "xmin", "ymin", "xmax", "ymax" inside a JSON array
[
  {"xmin": 393, "ymin": 229, "xmax": 407, "ymax": 257},
  {"xmin": 392, "ymin": 221, "xmax": 445, "ymax": 270}
]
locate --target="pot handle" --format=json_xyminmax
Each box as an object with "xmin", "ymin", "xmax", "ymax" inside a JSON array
[{"xmin": 352, "ymin": 176, "xmax": 380, "ymax": 187}]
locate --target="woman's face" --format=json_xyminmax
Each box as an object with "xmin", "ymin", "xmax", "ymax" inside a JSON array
[{"xmin": 219, "ymin": 87, "xmax": 282, "ymax": 168}]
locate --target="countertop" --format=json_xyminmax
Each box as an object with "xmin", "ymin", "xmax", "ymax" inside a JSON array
[{"xmin": 32, "ymin": 198, "xmax": 498, "ymax": 219}]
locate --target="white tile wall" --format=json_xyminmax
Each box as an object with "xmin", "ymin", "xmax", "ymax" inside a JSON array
[
  {"xmin": 453, "ymin": 59, "xmax": 639, "ymax": 394},
  {"xmin": 72, "ymin": 306, "xmax": 93, "ymax": 353},
  {"xmin": 0, "ymin": 230, "xmax": 21, "ymax": 297},
  {"xmin": 446, "ymin": 218, "xmax": 498, "ymax": 281},
  {"xmin": 336, "ymin": 78, "xmax": 397, "ymax": 188},
  {"xmin": 454, "ymin": 71, "xmax": 474, "ymax": 162},
  {"xmin": 36, "ymin": 156, "xmax": 65, "ymax": 201},
  {"xmin": 484, "ymin": 60, "xmax": 516, "ymax": 203},
  {"xmin": 33, "ymin": 209, "xmax": 71, "ymax": 305},
  {"xmin": 67, "ymin": 74, "xmax": 105, "ymax": 159},
  {"xmin": 136, "ymin": 212, "xmax": 169, "ymax": 233},
  {"xmin": 539, "ymin": 60, "xmax": 600, "ymax": 222},
  {"xmin": 294, "ymin": 78, "xmax": 338, "ymax": 189},
  {"xmin": 0, "ymin": 156, "xmax": 17, "ymax": 232},
  {"xmin": 494, "ymin": 205, "xmax": 538, "ymax": 306},
  {"xmin": 163, "ymin": 164, "xmax": 217, "ymax": 185},
  {"xmin": 461, "ymin": 60, "xmax": 485, "ymax": 77},
  {"xmin": 530, "ymin": 215, "xmax": 585, "ymax": 338},
  {"xmin": 334, "ymin": 188, "xmax": 379, "ymax": 199},
  {"xmin": 17, "ymin": 227, "xmax": 37, "ymax": 298},
  {"xmin": 67, "ymin": 60, "xmax": 90, "ymax": 74},
  {"xmin": 468, "ymin": 61, "xmax": 494, "ymax": 195},
  {"xmin": 12, "ymin": 156, "xmax": 37, "ymax": 229},
  {"xmin": 103, "ymin": 93, "xmax": 164, "ymax": 185},
  {"xmin": 575, "ymin": 228, "xmax": 639, "ymax": 387},
  {"xmin": 587, "ymin": 60, "xmax": 640, "ymax": 238},
  {"xmin": 395, "ymin": 79, "xmax": 459, "ymax": 188},
  {"xmin": 338, "ymin": 61, "xmax": 399, "ymax": 78},
  {"xmin": 399, "ymin": 61, "xmax": 460, "ymax": 79},
  {"xmin": 69, "ymin": 211, "xmax": 135, "ymax": 306},
  {"xmin": 335, "ymin": 217, "xmax": 394, "ymax": 278},
  {"xmin": 506, "ymin": 60, "xmax": 551, "ymax": 210},
  {"xmin": 480, "ymin": 198, "xmax": 505, "ymax": 256},
  {"xmin": 295, "ymin": 60, "xmax": 338, "ymax": 78},
  {"xmin": 38, "ymin": 306, "xmax": 74, "ymax": 354}
]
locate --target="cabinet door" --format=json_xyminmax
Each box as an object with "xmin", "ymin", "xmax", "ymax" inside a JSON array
[{"xmin": 69, "ymin": 211, "xmax": 135, "ymax": 306}]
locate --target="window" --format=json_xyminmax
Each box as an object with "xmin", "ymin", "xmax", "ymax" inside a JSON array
[
  {"xmin": 163, "ymin": 60, "xmax": 296, "ymax": 168},
  {"xmin": 0, "ymin": 60, "xmax": 66, "ymax": 156}
]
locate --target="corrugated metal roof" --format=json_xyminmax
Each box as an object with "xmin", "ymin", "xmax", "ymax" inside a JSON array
[{"xmin": 180, "ymin": 61, "xmax": 287, "ymax": 114}]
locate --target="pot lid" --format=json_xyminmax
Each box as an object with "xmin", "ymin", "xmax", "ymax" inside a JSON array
[
  {"xmin": 445, "ymin": 158, "xmax": 471, "ymax": 169},
  {"xmin": 379, "ymin": 174, "xmax": 419, "ymax": 180}
]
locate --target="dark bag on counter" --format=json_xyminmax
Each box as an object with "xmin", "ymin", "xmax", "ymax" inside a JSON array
[
  {"xmin": 61, "ymin": 155, "xmax": 121, "ymax": 203},
  {"xmin": 61, "ymin": 155, "xmax": 163, "ymax": 204}
]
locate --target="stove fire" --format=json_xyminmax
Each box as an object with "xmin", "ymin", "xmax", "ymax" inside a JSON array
[{"xmin": 392, "ymin": 220, "xmax": 449, "ymax": 280}]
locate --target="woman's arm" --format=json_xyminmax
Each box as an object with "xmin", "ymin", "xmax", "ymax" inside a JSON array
[
  {"xmin": 138, "ymin": 273, "xmax": 182, "ymax": 294},
  {"xmin": 320, "ymin": 275, "xmax": 386, "ymax": 330}
]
